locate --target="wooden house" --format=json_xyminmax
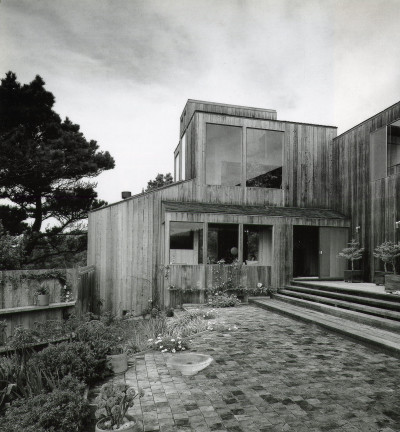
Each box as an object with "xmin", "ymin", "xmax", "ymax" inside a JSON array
[{"xmin": 87, "ymin": 99, "xmax": 400, "ymax": 315}]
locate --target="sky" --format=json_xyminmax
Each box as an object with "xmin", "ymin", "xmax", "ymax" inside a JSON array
[{"xmin": 1, "ymin": 0, "xmax": 400, "ymax": 205}]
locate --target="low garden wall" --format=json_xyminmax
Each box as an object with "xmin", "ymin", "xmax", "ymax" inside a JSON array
[{"xmin": 0, "ymin": 266, "xmax": 95, "ymax": 341}]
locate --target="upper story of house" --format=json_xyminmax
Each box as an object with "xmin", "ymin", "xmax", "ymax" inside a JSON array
[{"xmin": 173, "ymin": 99, "xmax": 338, "ymax": 209}]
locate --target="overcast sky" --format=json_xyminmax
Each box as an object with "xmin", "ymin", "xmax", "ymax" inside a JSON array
[{"xmin": 1, "ymin": 0, "xmax": 400, "ymax": 204}]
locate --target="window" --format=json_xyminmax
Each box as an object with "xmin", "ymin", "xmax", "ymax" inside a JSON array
[
  {"xmin": 244, "ymin": 225, "xmax": 272, "ymax": 265},
  {"xmin": 370, "ymin": 119, "xmax": 400, "ymax": 181},
  {"xmin": 246, "ymin": 128, "xmax": 284, "ymax": 188},
  {"xmin": 207, "ymin": 223, "xmax": 239, "ymax": 264},
  {"xmin": 181, "ymin": 133, "xmax": 186, "ymax": 180},
  {"xmin": 169, "ymin": 222, "xmax": 203, "ymax": 264},
  {"xmin": 388, "ymin": 120, "xmax": 400, "ymax": 175},
  {"xmin": 174, "ymin": 151, "xmax": 180, "ymax": 181},
  {"xmin": 206, "ymin": 124, "xmax": 242, "ymax": 186}
]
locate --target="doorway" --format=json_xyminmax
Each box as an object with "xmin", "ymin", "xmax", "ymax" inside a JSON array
[
  {"xmin": 293, "ymin": 226, "xmax": 319, "ymax": 277},
  {"xmin": 293, "ymin": 226, "xmax": 349, "ymax": 279}
]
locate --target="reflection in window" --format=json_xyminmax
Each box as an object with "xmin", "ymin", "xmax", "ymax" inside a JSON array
[
  {"xmin": 206, "ymin": 124, "xmax": 242, "ymax": 186},
  {"xmin": 388, "ymin": 120, "xmax": 400, "ymax": 175},
  {"xmin": 174, "ymin": 151, "xmax": 180, "ymax": 181},
  {"xmin": 207, "ymin": 223, "xmax": 238, "ymax": 264},
  {"xmin": 246, "ymin": 128, "xmax": 284, "ymax": 188},
  {"xmin": 170, "ymin": 222, "xmax": 203, "ymax": 264},
  {"xmin": 244, "ymin": 225, "xmax": 272, "ymax": 265}
]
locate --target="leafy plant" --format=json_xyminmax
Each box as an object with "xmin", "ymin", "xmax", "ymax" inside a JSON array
[
  {"xmin": 0, "ymin": 375, "xmax": 90, "ymax": 432},
  {"xmin": 35, "ymin": 285, "xmax": 49, "ymax": 296},
  {"xmin": 338, "ymin": 239, "xmax": 364, "ymax": 270},
  {"xmin": 373, "ymin": 241, "xmax": 400, "ymax": 274},
  {"xmin": 95, "ymin": 382, "xmax": 144, "ymax": 430},
  {"xmin": 31, "ymin": 341, "xmax": 109, "ymax": 385}
]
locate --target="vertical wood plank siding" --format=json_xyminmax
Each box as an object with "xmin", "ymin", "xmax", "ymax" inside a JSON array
[{"xmin": 331, "ymin": 102, "xmax": 400, "ymax": 280}]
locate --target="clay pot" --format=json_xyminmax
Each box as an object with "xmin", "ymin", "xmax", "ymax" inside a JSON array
[
  {"xmin": 106, "ymin": 352, "xmax": 128, "ymax": 374},
  {"xmin": 37, "ymin": 294, "xmax": 50, "ymax": 306}
]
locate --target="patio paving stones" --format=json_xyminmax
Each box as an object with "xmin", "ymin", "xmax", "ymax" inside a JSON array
[{"xmin": 121, "ymin": 305, "xmax": 400, "ymax": 431}]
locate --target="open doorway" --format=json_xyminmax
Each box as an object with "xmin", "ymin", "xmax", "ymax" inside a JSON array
[{"xmin": 293, "ymin": 226, "xmax": 319, "ymax": 277}]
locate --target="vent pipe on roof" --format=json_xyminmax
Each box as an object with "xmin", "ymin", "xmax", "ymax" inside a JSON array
[{"xmin": 121, "ymin": 191, "xmax": 131, "ymax": 199}]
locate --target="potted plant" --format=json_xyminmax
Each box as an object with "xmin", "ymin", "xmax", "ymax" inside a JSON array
[
  {"xmin": 106, "ymin": 344, "xmax": 129, "ymax": 375},
  {"xmin": 373, "ymin": 241, "xmax": 400, "ymax": 291},
  {"xmin": 95, "ymin": 382, "xmax": 144, "ymax": 432},
  {"xmin": 35, "ymin": 286, "xmax": 50, "ymax": 306},
  {"xmin": 338, "ymin": 239, "xmax": 364, "ymax": 282}
]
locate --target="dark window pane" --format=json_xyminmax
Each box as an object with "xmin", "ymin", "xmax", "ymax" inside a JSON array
[
  {"xmin": 207, "ymin": 223, "xmax": 238, "ymax": 264},
  {"xmin": 206, "ymin": 124, "xmax": 242, "ymax": 186},
  {"xmin": 246, "ymin": 128, "xmax": 283, "ymax": 188}
]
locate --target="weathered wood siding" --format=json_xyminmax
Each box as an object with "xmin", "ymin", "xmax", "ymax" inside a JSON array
[{"xmin": 331, "ymin": 102, "xmax": 400, "ymax": 280}]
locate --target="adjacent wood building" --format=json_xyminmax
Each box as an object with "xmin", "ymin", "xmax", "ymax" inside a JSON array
[{"xmin": 87, "ymin": 99, "xmax": 400, "ymax": 315}]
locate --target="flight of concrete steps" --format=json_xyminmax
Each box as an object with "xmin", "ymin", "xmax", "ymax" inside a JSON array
[{"xmin": 250, "ymin": 280, "xmax": 400, "ymax": 358}]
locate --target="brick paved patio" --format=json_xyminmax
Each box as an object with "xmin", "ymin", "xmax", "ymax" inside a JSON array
[{"xmin": 125, "ymin": 305, "xmax": 400, "ymax": 432}]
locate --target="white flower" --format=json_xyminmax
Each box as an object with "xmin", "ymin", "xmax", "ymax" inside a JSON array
[
  {"xmin": 148, "ymin": 339, "xmax": 153, "ymax": 342},
  {"xmin": 257, "ymin": 282, "xmax": 263, "ymax": 288},
  {"xmin": 171, "ymin": 339, "xmax": 175, "ymax": 342},
  {"xmin": 181, "ymin": 348, "xmax": 185, "ymax": 351},
  {"xmin": 172, "ymin": 349, "xmax": 176, "ymax": 353},
  {"xmin": 160, "ymin": 345, "xmax": 163, "ymax": 349},
  {"xmin": 162, "ymin": 349, "xmax": 168, "ymax": 352}
]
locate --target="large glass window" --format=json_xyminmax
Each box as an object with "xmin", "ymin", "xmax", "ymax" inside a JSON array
[
  {"xmin": 207, "ymin": 223, "xmax": 239, "ymax": 264},
  {"xmin": 181, "ymin": 133, "xmax": 186, "ymax": 180},
  {"xmin": 206, "ymin": 124, "xmax": 242, "ymax": 186},
  {"xmin": 246, "ymin": 128, "xmax": 284, "ymax": 188},
  {"xmin": 244, "ymin": 225, "xmax": 273, "ymax": 265},
  {"xmin": 174, "ymin": 151, "xmax": 180, "ymax": 181},
  {"xmin": 388, "ymin": 120, "xmax": 400, "ymax": 175},
  {"xmin": 169, "ymin": 222, "xmax": 203, "ymax": 264}
]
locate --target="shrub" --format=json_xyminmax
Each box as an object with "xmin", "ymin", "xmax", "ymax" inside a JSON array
[
  {"xmin": 31, "ymin": 341, "xmax": 109, "ymax": 385},
  {"xmin": 207, "ymin": 293, "xmax": 241, "ymax": 308},
  {"xmin": 0, "ymin": 375, "xmax": 90, "ymax": 432},
  {"xmin": 167, "ymin": 314, "xmax": 209, "ymax": 338}
]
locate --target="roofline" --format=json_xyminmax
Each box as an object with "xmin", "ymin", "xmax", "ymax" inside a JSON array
[
  {"xmin": 89, "ymin": 180, "xmax": 190, "ymax": 214},
  {"xmin": 186, "ymin": 99, "xmax": 277, "ymax": 114},
  {"xmin": 183, "ymin": 110, "xmax": 337, "ymax": 134},
  {"xmin": 334, "ymin": 99, "xmax": 400, "ymax": 140}
]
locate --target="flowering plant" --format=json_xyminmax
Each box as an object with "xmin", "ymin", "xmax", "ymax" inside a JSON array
[
  {"xmin": 60, "ymin": 284, "xmax": 74, "ymax": 302},
  {"xmin": 95, "ymin": 382, "xmax": 144, "ymax": 430},
  {"xmin": 151, "ymin": 335, "xmax": 188, "ymax": 353}
]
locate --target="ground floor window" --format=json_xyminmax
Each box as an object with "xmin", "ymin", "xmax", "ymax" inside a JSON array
[
  {"xmin": 244, "ymin": 225, "xmax": 272, "ymax": 265},
  {"xmin": 169, "ymin": 222, "xmax": 203, "ymax": 264},
  {"xmin": 207, "ymin": 223, "xmax": 239, "ymax": 264}
]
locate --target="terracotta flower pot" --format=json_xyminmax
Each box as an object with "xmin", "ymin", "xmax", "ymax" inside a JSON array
[
  {"xmin": 95, "ymin": 417, "xmax": 142, "ymax": 432},
  {"xmin": 106, "ymin": 352, "xmax": 128, "ymax": 374},
  {"xmin": 37, "ymin": 294, "xmax": 49, "ymax": 306}
]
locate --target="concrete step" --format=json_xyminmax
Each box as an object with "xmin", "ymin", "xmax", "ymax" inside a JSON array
[
  {"xmin": 249, "ymin": 298, "xmax": 400, "ymax": 359},
  {"xmin": 283, "ymin": 285, "xmax": 400, "ymax": 312},
  {"xmin": 272, "ymin": 293, "xmax": 400, "ymax": 332},
  {"xmin": 291, "ymin": 280, "xmax": 400, "ymax": 303},
  {"xmin": 279, "ymin": 289, "xmax": 400, "ymax": 321}
]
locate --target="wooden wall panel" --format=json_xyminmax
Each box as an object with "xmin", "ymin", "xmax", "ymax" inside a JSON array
[{"xmin": 332, "ymin": 102, "xmax": 400, "ymax": 280}]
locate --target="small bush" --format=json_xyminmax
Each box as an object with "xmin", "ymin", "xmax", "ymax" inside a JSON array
[
  {"xmin": 0, "ymin": 375, "xmax": 90, "ymax": 432},
  {"xmin": 167, "ymin": 315, "xmax": 208, "ymax": 338},
  {"xmin": 31, "ymin": 341, "xmax": 109, "ymax": 385},
  {"xmin": 207, "ymin": 293, "xmax": 241, "ymax": 308}
]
